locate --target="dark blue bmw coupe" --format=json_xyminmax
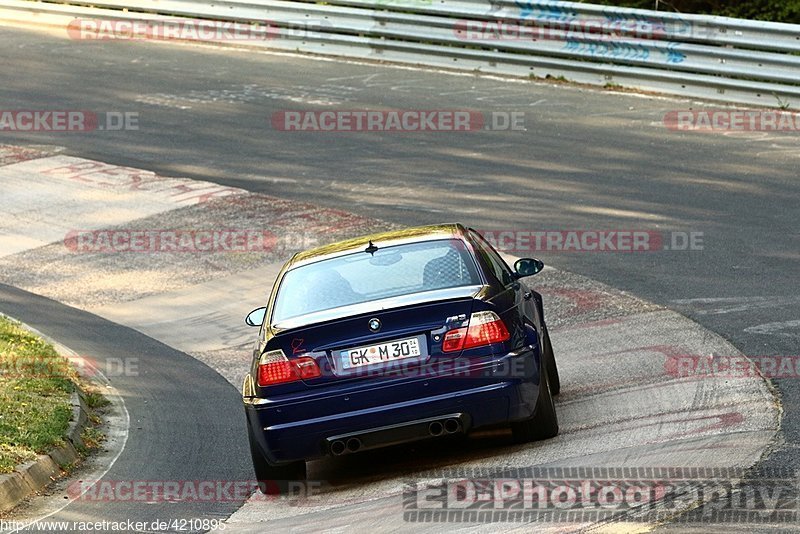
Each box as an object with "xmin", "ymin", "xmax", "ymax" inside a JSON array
[{"xmin": 242, "ymin": 224, "xmax": 559, "ymax": 488}]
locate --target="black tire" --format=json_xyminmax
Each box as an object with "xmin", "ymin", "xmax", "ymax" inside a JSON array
[
  {"xmin": 510, "ymin": 359, "xmax": 559, "ymax": 443},
  {"xmin": 247, "ymin": 420, "xmax": 306, "ymax": 494},
  {"xmin": 542, "ymin": 325, "xmax": 560, "ymax": 396}
]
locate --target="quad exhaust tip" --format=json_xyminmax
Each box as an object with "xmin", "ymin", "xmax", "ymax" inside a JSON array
[
  {"xmin": 429, "ymin": 419, "xmax": 461, "ymax": 436},
  {"xmin": 331, "ymin": 438, "xmax": 363, "ymax": 455},
  {"xmin": 444, "ymin": 418, "xmax": 460, "ymax": 434},
  {"xmin": 428, "ymin": 421, "xmax": 444, "ymax": 436},
  {"xmin": 331, "ymin": 440, "xmax": 346, "ymax": 456},
  {"xmin": 346, "ymin": 437, "xmax": 362, "ymax": 453},
  {"xmin": 332, "ymin": 417, "xmax": 463, "ymax": 455}
]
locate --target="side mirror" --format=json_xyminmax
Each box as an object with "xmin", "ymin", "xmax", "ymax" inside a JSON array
[
  {"xmin": 514, "ymin": 258, "xmax": 544, "ymax": 278},
  {"xmin": 245, "ymin": 307, "xmax": 267, "ymax": 327}
]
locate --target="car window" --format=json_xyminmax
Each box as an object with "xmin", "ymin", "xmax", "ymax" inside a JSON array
[
  {"xmin": 468, "ymin": 230, "xmax": 515, "ymax": 286},
  {"xmin": 272, "ymin": 239, "xmax": 480, "ymax": 322}
]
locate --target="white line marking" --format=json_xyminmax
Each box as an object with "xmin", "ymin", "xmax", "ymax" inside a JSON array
[
  {"xmin": 671, "ymin": 296, "xmax": 800, "ymax": 315},
  {"xmin": 744, "ymin": 320, "xmax": 800, "ymax": 336}
]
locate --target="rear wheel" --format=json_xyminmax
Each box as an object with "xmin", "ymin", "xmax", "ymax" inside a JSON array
[
  {"xmin": 511, "ymin": 359, "xmax": 559, "ymax": 443},
  {"xmin": 542, "ymin": 325, "xmax": 560, "ymax": 396},
  {"xmin": 247, "ymin": 420, "xmax": 306, "ymax": 494}
]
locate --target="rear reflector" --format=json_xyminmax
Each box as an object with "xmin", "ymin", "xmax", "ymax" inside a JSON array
[
  {"xmin": 442, "ymin": 311, "xmax": 510, "ymax": 352},
  {"xmin": 442, "ymin": 328, "xmax": 467, "ymax": 352},
  {"xmin": 257, "ymin": 350, "xmax": 321, "ymax": 386}
]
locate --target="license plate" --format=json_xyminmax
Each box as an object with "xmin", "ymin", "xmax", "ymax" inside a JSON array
[{"xmin": 340, "ymin": 336, "xmax": 421, "ymax": 370}]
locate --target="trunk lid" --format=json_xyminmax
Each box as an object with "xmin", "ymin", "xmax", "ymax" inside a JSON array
[{"xmin": 271, "ymin": 286, "xmax": 483, "ymax": 385}]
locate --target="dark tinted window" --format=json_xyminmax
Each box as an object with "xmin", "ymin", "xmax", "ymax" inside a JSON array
[{"xmin": 468, "ymin": 230, "xmax": 515, "ymax": 286}]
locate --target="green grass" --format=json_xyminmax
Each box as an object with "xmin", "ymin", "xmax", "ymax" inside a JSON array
[
  {"xmin": 83, "ymin": 391, "xmax": 110, "ymax": 410},
  {"xmin": 0, "ymin": 317, "xmax": 77, "ymax": 474}
]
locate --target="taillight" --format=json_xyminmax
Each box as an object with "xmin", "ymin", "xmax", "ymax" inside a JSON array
[
  {"xmin": 441, "ymin": 311, "xmax": 510, "ymax": 352},
  {"xmin": 464, "ymin": 311, "xmax": 510, "ymax": 348},
  {"xmin": 257, "ymin": 350, "xmax": 321, "ymax": 386}
]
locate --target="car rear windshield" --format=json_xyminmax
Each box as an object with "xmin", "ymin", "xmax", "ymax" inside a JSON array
[{"xmin": 272, "ymin": 238, "xmax": 481, "ymax": 323}]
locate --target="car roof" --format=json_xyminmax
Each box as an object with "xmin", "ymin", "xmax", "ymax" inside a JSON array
[{"xmin": 288, "ymin": 223, "xmax": 471, "ymax": 269}]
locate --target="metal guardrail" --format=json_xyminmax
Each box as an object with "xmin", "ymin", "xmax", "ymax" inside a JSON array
[{"xmin": 1, "ymin": 0, "xmax": 799, "ymax": 106}]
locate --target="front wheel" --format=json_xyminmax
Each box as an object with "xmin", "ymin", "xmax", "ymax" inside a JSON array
[
  {"xmin": 510, "ymin": 360, "xmax": 559, "ymax": 443},
  {"xmin": 247, "ymin": 420, "xmax": 306, "ymax": 494}
]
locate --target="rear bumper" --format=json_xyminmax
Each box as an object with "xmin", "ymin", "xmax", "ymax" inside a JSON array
[{"xmin": 244, "ymin": 348, "xmax": 541, "ymax": 464}]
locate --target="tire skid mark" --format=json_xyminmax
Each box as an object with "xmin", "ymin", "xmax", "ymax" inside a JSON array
[{"xmin": 540, "ymin": 287, "xmax": 609, "ymax": 316}]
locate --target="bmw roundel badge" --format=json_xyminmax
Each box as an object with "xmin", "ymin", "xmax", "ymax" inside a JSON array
[{"xmin": 368, "ymin": 318, "xmax": 381, "ymax": 332}]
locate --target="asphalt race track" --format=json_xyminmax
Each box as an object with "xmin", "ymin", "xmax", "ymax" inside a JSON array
[
  {"xmin": 0, "ymin": 145, "xmax": 779, "ymax": 531},
  {"xmin": 0, "ymin": 21, "xmax": 798, "ymax": 533}
]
